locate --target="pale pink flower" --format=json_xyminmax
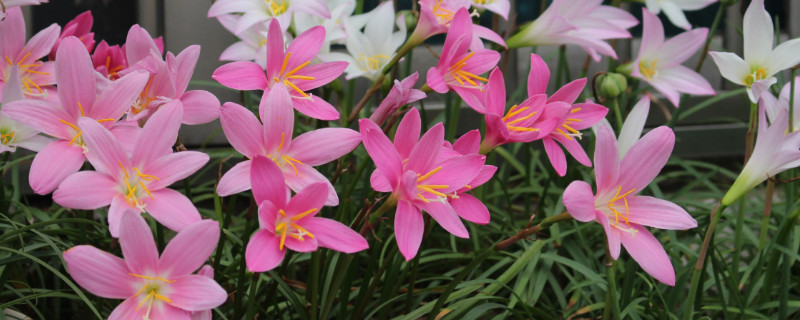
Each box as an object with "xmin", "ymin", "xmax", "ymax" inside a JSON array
[
  {"xmin": 0, "ymin": 7, "xmax": 60, "ymax": 101},
  {"xmin": 506, "ymin": 0, "xmax": 637, "ymax": 61},
  {"xmin": 63, "ymin": 212, "xmax": 227, "ymax": 319},
  {"xmin": 215, "ymin": 14, "xmax": 276, "ymax": 68},
  {"xmin": 216, "ymin": 85, "xmax": 361, "ymax": 206},
  {"xmin": 49, "ymin": 10, "xmax": 95, "ymax": 60},
  {"xmin": 440, "ymin": 130, "xmax": 497, "ymax": 225},
  {"xmin": 360, "ymin": 109, "xmax": 487, "ymax": 260},
  {"xmin": 410, "ymin": 0, "xmax": 505, "ymax": 51},
  {"xmin": 563, "ymin": 124, "xmax": 697, "ymax": 286},
  {"xmin": 368, "ymin": 72, "xmax": 426, "ymax": 126},
  {"xmin": 0, "ymin": 64, "xmax": 52, "ymax": 153},
  {"xmin": 763, "ymin": 77, "xmax": 800, "ymax": 130},
  {"xmin": 631, "ymin": 8, "xmax": 714, "ymax": 107},
  {"xmin": 53, "ymin": 103, "xmax": 206, "ymax": 237},
  {"xmin": 212, "ymin": 19, "xmax": 348, "ymax": 120},
  {"xmin": 427, "ymin": 8, "xmax": 500, "ymax": 113},
  {"xmin": 245, "ymin": 156, "xmax": 368, "ymax": 272},
  {"xmin": 470, "ymin": 0, "xmax": 510, "ymax": 20},
  {"xmin": 3, "ymin": 37, "xmax": 149, "ymax": 194},
  {"xmin": 207, "ymin": 0, "xmax": 330, "ymax": 35},
  {"xmin": 527, "ymin": 54, "xmax": 608, "ymax": 176}
]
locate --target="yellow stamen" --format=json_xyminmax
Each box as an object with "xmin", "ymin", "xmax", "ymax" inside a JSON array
[
  {"xmin": 503, "ymin": 105, "xmax": 526, "ymax": 121},
  {"xmin": 417, "ymin": 167, "xmax": 442, "ymax": 182},
  {"xmin": 279, "ymin": 209, "xmax": 287, "ymax": 217},
  {"xmin": 278, "ymin": 52, "xmax": 291, "ymax": 79},
  {"xmin": 283, "ymin": 79, "xmax": 309, "ymax": 97},
  {"xmin": 638, "ymin": 59, "xmax": 658, "ymax": 80},
  {"xmin": 289, "ymin": 223, "xmax": 314, "ymax": 238},
  {"xmin": 279, "ymin": 223, "xmax": 288, "ymax": 250},
  {"xmin": 507, "ymin": 126, "xmax": 539, "ymax": 132},
  {"xmin": 277, "ymin": 132, "xmax": 285, "ymax": 152},
  {"xmin": 281, "ymin": 155, "xmax": 301, "ymax": 175},
  {"xmin": 290, "ymin": 208, "xmax": 318, "ymax": 221}
]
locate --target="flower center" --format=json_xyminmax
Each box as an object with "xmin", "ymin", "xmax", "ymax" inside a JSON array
[
  {"xmin": 0, "ymin": 130, "xmax": 16, "ymax": 145},
  {"xmin": 554, "ymin": 108, "xmax": 583, "ymax": 140},
  {"xmin": 131, "ymin": 76, "xmax": 156, "ymax": 115},
  {"xmin": 5, "ymin": 53, "xmax": 50, "ymax": 97},
  {"xmin": 604, "ymin": 186, "xmax": 636, "ymax": 228},
  {"xmin": 265, "ymin": 0, "xmax": 288, "ymax": 17},
  {"xmin": 447, "ymin": 52, "xmax": 489, "ymax": 91},
  {"xmin": 357, "ymin": 54, "xmax": 391, "ymax": 71},
  {"xmin": 104, "ymin": 56, "xmax": 124, "ymax": 80},
  {"xmin": 118, "ymin": 161, "xmax": 160, "ymax": 211},
  {"xmin": 273, "ymin": 52, "xmax": 316, "ymax": 99},
  {"xmin": 265, "ymin": 133, "xmax": 304, "ymax": 176},
  {"xmin": 58, "ymin": 103, "xmax": 115, "ymax": 152},
  {"xmin": 275, "ymin": 208, "xmax": 317, "ymax": 250},
  {"xmin": 415, "ymin": 166, "xmax": 450, "ymax": 203},
  {"xmin": 743, "ymin": 68, "xmax": 768, "ymax": 86},
  {"xmin": 638, "ymin": 59, "xmax": 658, "ymax": 80},
  {"xmin": 129, "ymin": 273, "xmax": 174, "ymax": 317},
  {"xmin": 503, "ymin": 104, "xmax": 540, "ymax": 132},
  {"xmin": 432, "ymin": 0, "xmax": 455, "ymax": 24}
]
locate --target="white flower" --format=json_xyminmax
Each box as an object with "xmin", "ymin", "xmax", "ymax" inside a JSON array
[
  {"xmin": 645, "ymin": 0, "xmax": 717, "ymax": 30},
  {"xmin": 294, "ymin": 0, "xmax": 360, "ymax": 54},
  {"xmin": 216, "ymin": 14, "xmax": 293, "ymax": 68}
]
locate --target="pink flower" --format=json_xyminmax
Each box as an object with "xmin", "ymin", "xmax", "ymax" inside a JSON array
[
  {"xmin": 527, "ymin": 54, "xmax": 608, "ymax": 176},
  {"xmin": 3, "ymin": 37, "xmax": 150, "ymax": 194},
  {"xmin": 506, "ymin": 0, "xmax": 637, "ymax": 61},
  {"xmin": 216, "ymin": 85, "xmax": 361, "ymax": 206},
  {"xmin": 207, "ymin": 0, "xmax": 330, "ymax": 35},
  {"xmin": 212, "ymin": 19, "xmax": 348, "ymax": 120},
  {"xmin": 123, "ymin": 25, "xmax": 221, "ymax": 125},
  {"xmin": 441, "ymin": 130, "xmax": 497, "ymax": 224},
  {"xmin": 470, "ymin": 0, "xmax": 510, "ymax": 20},
  {"xmin": 426, "ymin": 8, "xmax": 500, "ymax": 113},
  {"xmin": 630, "ymin": 8, "xmax": 714, "ymax": 107},
  {"xmin": 63, "ymin": 212, "xmax": 227, "ymax": 319},
  {"xmin": 49, "ymin": 10, "xmax": 95, "ymax": 60},
  {"xmin": 53, "ymin": 103, "xmax": 206, "ymax": 237},
  {"xmin": 360, "ymin": 109, "xmax": 487, "ymax": 260},
  {"xmin": 0, "ymin": 7, "xmax": 60, "ymax": 102},
  {"xmin": 410, "ymin": 0, "xmax": 505, "ymax": 51},
  {"xmin": 91, "ymin": 40, "xmax": 127, "ymax": 80},
  {"xmin": 0, "ymin": 64, "xmax": 52, "ymax": 153},
  {"xmin": 368, "ymin": 72, "xmax": 426, "ymax": 126},
  {"xmin": 245, "ymin": 156, "xmax": 368, "ymax": 272},
  {"xmin": 562, "ymin": 124, "xmax": 697, "ymax": 286},
  {"xmin": 480, "ymin": 67, "xmax": 562, "ymax": 152}
]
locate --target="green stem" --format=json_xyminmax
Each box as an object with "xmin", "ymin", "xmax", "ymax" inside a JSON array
[
  {"xmin": 603, "ymin": 255, "xmax": 621, "ymax": 320},
  {"xmin": 684, "ymin": 201, "xmax": 727, "ymax": 320},
  {"xmin": 320, "ymin": 254, "xmax": 355, "ymax": 319},
  {"xmin": 732, "ymin": 197, "xmax": 745, "ymax": 288},
  {"xmin": 694, "ymin": 2, "xmax": 727, "ymax": 72},
  {"xmin": 789, "ymin": 69, "xmax": 796, "ymax": 132},
  {"xmin": 611, "ymin": 98, "xmax": 624, "ymax": 133},
  {"xmin": 759, "ymin": 180, "xmax": 775, "ymax": 249},
  {"xmin": 744, "ymin": 102, "xmax": 758, "ymax": 163},
  {"xmin": 310, "ymin": 251, "xmax": 321, "ymax": 320}
]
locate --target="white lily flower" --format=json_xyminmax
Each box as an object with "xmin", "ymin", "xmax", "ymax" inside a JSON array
[
  {"xmin": 645, "ymin": 0, "xmax": 717, "ymax": 30},
  {"xmin": 319, "ymin": 2, "xmax": 406, "ymax": 81},
  {"xmin": 0, "ymin": 66, "xmax": 52, "ymax": 154},
  {"xmin": 208, "ymin": 0, "xmax": 330, "ymax": 35},
  {"xmin": 709, "ymin": 0, "xmax": 800, "ymax": 103},
  {"xmin": 295, "ymin": 0, "xmax": 360, "ymax": 54}
]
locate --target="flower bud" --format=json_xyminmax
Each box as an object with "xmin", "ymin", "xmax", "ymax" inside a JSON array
[{"xmin": 598, "ymin": 73, "xmax": 627, "ymax": 100}]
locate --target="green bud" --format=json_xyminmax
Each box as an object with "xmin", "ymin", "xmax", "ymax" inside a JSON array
[
  {"xmin": 598, "ymin": 73, "xmax": 627, "ymax": 100},
  {"xmin": 398, "ymin": 10, "xmax": 417, "ymax": 31}
]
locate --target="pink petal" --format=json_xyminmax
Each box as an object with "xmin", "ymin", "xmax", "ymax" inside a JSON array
[
  {"xmin": 659, "ymin": 28, "xmax": 708, "ymax": 67},
  {"xmin": 285, "ymin": 182, "xmax": 328, "ymax": 216},
  {"xmin": 246, "ymin": 229, "xmax": 285, "ymax": 272},
  {"xmin": 596, "ymin": 211, "xmax": 622, "ymax": 259},
  {"xmin": 484, "ymin": 68, "xmax": 506, "ymax": 116},
  {"xmin": 424, "ymin": 154, "xmax": 486, "ymax": 193},
  {"xmin": 472, "ymin": 25, "xmax": 506, "ymax": 48},
  {"xmin": 168, "ymin": 275, "xmax": 228, "ymax": 311},
  {"xmin": 593, "ymin": 124, "xmax": 620, "ymax": 192},
  {"xmin": 0, "ymin": 8, "xmax": 24, "ymax": 62},
  {"xmin": 626, "ymin": 196, "xmax": 697, "ymax": 230},
  {"xmin": 619, "ymin": 224, "xmax": 676, "ymax": 286},
  {"xmin": 450, "ymin": 193, "xmax": 490, "ymax": 225},
  {"xmin": 303, "ymin": 217, "xmax": 368, "ymax": 253},
  {"xmin": 173, "ymin": 45, "xmax": 200, "ymax": 94},
  {"xmin": 53, "ymin": 171, "xmax": 117, "ymax": 209},
  {"xmin": 562, "ymin": 180, "xmax": 598, "ymax": 223},
  {"xmin": 453, "ymin": 129, "xmax": 481, "ymax": 155},
  {"xmin": 110, "ymin": 121, "xmax": 141, "ymax": 157},
  {"xmin": 287, "ymin": 128, "xmax": 361, "ymax": 166},
  {"xmin": 29, "ymin": 140, "xmax": 85, "ymax": 194},
  {"xmin": 282, "ymin": 163, "xmax": 338, "ymax": 206},
  {"xmin": 426, "ymin": 68, "xmax": 449, "ymax": 93},
  {"xmin": 394, "ymin": 108, "xmax": 421, "ymax": 159},
  {"xmin": 638, "ymin": 8, "xmax": 664, "ymax": 60},
  {"xmin": 217, "ymin": 160, "xmax": 252, "ymax": 197},
  {"xmin": 291, "ymin": 94, "xmax": 341, "ymax": 121},
  {"xmin": 23, "ymin": 23, "xmax": 60, "ymax": 62},
  {"xmin": 569, "ymin": 102, "xmax": 609, "ymax": 130},
  {"xmin": 91, "ymin": 71, "xmax": 150, "ymax": 120},
  {"xmin": 284, "ymin": 235, "xmax": 319, "ymax": 252},
  {"xmin": 124, "ymin": 25, "xmax": 160, "ymax": 66},
  {"xmin": 395, "ymin": 200, "xmax": 424, "ymax": 261},
  {"xmin": 407, "ymin": 123, "xmax": 444, "ymax": 173},
  {"xmin": 159, "ymin": 220, "xmax": 220, "ymax": 277},
  {"xmin": 286, "ymin": 26, "xmax": 326, "ymax": 71},
  {"xmin": 2, "ymin": 100, "xmax": 72, "ymax": 139},
  {"xmin": 417, "ymin": 200, "xmax": 469, "ymax": 238},
  {"xmin": 55, "ymin": 37, "xmax": 96, "ymax": 119},
  {"xmin": 63, "ymin": 245, "xmax": 136, "ymax": 299},
  {"xmin": 144, "ymin": 188, "xmax": 202, "ymax": 232},
  {"xmin": 294, "ymin": 61, "xmax": 348, "ymax": 92},
  {"xmin": 220, "ymin": 102, "xmax": 264, "ymax": 158},
  {"xmin": 107, "ymin": 297, "xmax": 154, "ymax": 320},
  {"xmin": 107, "ymin": 196, "xmax": 130, "ymax": 238},
  {"xmin": 548, "ymin": 78, "xmax": 587, "ymax": 104},
  {"xmin": 259, "ymin": 85, "xmax": 294, "ymax": 152},
  {"xmin": 468, "ymin": 165, "xmax": 496, "ymax": 188},
  {"xmin": 212, "ymin": 61, "xmax": 268, "ymax": 90},
  {"xmin": 542, "ymin": 137, "xmax": 567, "ymax": 177},
  {"xmin": 118, "ymin": 211, "xmax": 159, "ymax": 275},
  {"xmin": 359, "ymin": 119, "xmax": 403, "ymax": 189},
  {"xmin": 78, "ymin": 117, "xmax": 129, "ymax": 176},
  {"xmin": 527, "ymin": 54, "xmax": 550, "ymax": 97},
  {"xmin": 655, "ymin": 66, "xmax": 716, "ymax": 96},
  {"xmin": 553, "ymin": 133, "xmax": 591, "ymax": 168},
  {"xmin": 179, "ymin": 90, "xmax": 221, "ymax": 125},
  {"xmin": 265, "ymin": 19, "xmax": 286, "ymax": 80},
  {"xmin": 370, "ymin": 169, "xmax": 393, "ymax": 192},
  {"xmin": 251, "ymin": 156, "xmax": 288, "ymax": 208},
  {"xmin": 132, "ymin": 101, "xmax": 183, "ymax": 166},
  {"xmin": 618, "ymin": 126, "xmax": 674, "ymax": 193},
  {"xmin": 147, "ymin": 151, "xmax": 209, "ymax": 190},
  {"xmin": 647, "ymin": 77, "xmax": 682, "ymax": 109},
  {"xmin": 451, "ymin": 86, "xmax": 486, "ymax": 114}
]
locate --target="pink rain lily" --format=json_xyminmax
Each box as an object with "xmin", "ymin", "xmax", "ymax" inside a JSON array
[
  {"xmin": 49, "ymin": 10, "xmax": 95, "ymax": 60},
  {"xmin": 3, "ymin": 37, "xmax": 149, "ymax": 194},
  {"xmin": 763, "ymin": 77, "xmax": 800, "ymax": 131},
  {"xmin": 506, "ymin": 0, "xmax": 637, "ymax": 61},
  {"xmin": 440, "ymin": 129, "xmax": 497, "ymax": 224},
  {"xmin": 360, "ymin": 109, "xmax": 487, "ymax": 260},
  {"xmin": 645, "ymin": 0, "xmax": 717, "ymax": 30},
  {"xmin": 0, "ymin": 7, "xmax": 60, "ymax": 101},
  {"xmin": 63, "ymin": 212, "xmax": 227, "ymax": 319},
  {"xmin": 427, "ymin": 8, "xmax": 500, "ymax": 113},
  {"xmin": 470, "ymin": 0, "xmax": 510, "ymax": 20},
  {"xmin": 563, "ymin": 124, "xmax": 697, "ymax": 286},
  {"xmin": 53, "ymin": 103, "xmax": 206, "ymax": 237},
  {"xmin": 630, "ymin": 8, "xmax": 714, "ymax": 107},
  {"xmin": 122, "ymin": 25, "xmax": 221, "ymax": 125},
  {"xmin": 0, "ymin": 65, "xmax": 51, "ymax": 153},
  {"xmin": 409, "ymin": 0, "xmax": 505, "ymax": 51},
  {"xmin": 722, "ymin": 101, "xmax": 800, "ymax": 205},
  {"xmin": 212, "ymin": 19, "xmax": 348, "ymax": 120},
  {"xmin": 245, "ymin": 156, "xmax": 369, "ymax": 272},
  {"xmin": 479, "ymin": 67, "xmax": 563, "ymax": 153},
  {"xmin": 709, "ymin": 0, "xmax": 800, "ymax": 103},
  {"xmin": 216, "ymin": 85, "xmax": 361, "ymax": 205},
  {"xmin": 527, "ymin": 54, "xmax": 608, "ymax": 176},
  {"xmin": 368, "ymin": 72, "xmax": 426, "ymax": 126},
  {"xmin": 92, "ymin": 40, "xmax": 127, "ymax": 80},
  {"xmin": 207, "ymin": 0, "xmax": 330, "ymax": 35}
]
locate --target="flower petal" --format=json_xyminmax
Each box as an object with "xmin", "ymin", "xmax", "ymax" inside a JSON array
[
  {"xmin": 159, "ymin": 220, "xmax": 220, "ymax": 277},
  {"xmin": 180, "ymin": 90, "xmax": 222, "ymax": 125},
  {"xmin": 527, "ymin": 54, "xmax": 550, "ymax": 97},
  {"xmin": 55, "ymin": 37, "xmax": 97, "ymax": 118},
  {"xmin": 359, "ymin": 118, "xmax": 402, "ymax": 189},
  {"xmin": 146, "ymin": 151, "xmax": 209, "ymax": 190},
  {"xmin": 548, "ymin": 78, "xmax": 586, "ymax": 104},
  {"xmin": 743, "ymin": 0, "xmax": 772, "ymax": 64},
  {"xmin": 394, "ymin": 108, "xmax": 421, "ymax": 159},
  {"xmin": 291, "ymin": 93, "xmax": 341, "ymax": 121},
  {"xmin": 619, "ymin": 224, "xmax": 676, "ymax": 286},
  {"xmin": 143, "ymin": 188, "xmax": 202, "ymax": 233},
  {"xmin": 91, "ymin": 71, "xmax": 150, "ymax": 120},
  {"xmin": 217, "ymin": 160, "xmax": 252, "ymax": 197},
  {"xmin": 259, "ymin": 85, "xmax": 294, "ymax": 152},
  {"xmin": 132, "ymin": 101, "xmax": 183, "ymax": 167},
  {"xmin": 395, "ymin": 200, "xmax": 424, "ymax": 261},
  {"xmin": 303, "ymin": 217, "xmax": 368, "ymax": 253},
  {"xmin": 562, "ymin": 180, "xmax": 597, "ymax": 223},
  {"xmin": 28, "ymin": 140, "xmax": 85, "ymax": 194},
  {"xmin": 118, "ymin": 211, "xmax": 159, "ymax": 275},
  {"xmin": 220, "ymin": 102, "xmax": 263, "ymax": 158},
  {"xmin": 63, "ymin": 245, "xmax": 136, "ymax": 299},
  {"xmin": 212, "ymin": 61, "xmax": 268, "ymax": 90},
  {"xmin": 708, "ymin": 51, "xmax": 750, "ymax": 86},
  {"xmin": 53, "ymin": 171, "xmax": 117, "ymax": 209},
  {"xmin": 618, "ymin": 126, "xmax": 674, "ymax": 193},
  {"xmin": 168, "ymin": 274, "xmax": 227, "ymax": 312},
  {"xmin": 251, "ymin": 156, "xmax": 288, "ymax": 208},
  {"xmin": 542, "ymin": 137, "xmax": 567, "ymax": 176},
  {"xmin": 618, "ymin": 96, "xmax": 650, "ymax": 158},
  {"xmin": 594, "ymin": 124, "xmax": 620, "ymax": 192},
  {"xmin": 417, "ymin": 200, "xmax": 469, "ymax": 238},
  {"xmin": 287, "ymin": 128, "xmax": 361, "ymax": 166},
  {"xmin": 450, "ymin": 193, "xmax": 490, "ymax": 225},
  {"xmin": 406, "ymin": 123, "xmax": 444, "ymax": 173},
  {"xmin": 246, "ymin": 229, "xmax": 285, "ymax": 272},
  {"xmin": 283, "ymin": 164, "xmax": 338, "ymax": 206},
  {"xmin": 596, "ymin": 211, "xmax": 622, "ymax": 259},
  {"xmin": 626, "ymin": 196, "xmax": 697, "ymax": 230}
]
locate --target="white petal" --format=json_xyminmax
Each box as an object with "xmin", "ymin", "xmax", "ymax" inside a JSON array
[
  {"xmin": 709, "ymin": 51, "xmax": 750, "ymax": 86},
  {"xmin": 743, "ymin": 0, "xmax": 773, "ymax": 64}
]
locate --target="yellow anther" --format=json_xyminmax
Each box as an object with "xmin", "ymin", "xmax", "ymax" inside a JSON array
[
  {"xmin": 133, "ymin": 167, "xmax": 160, "ymax": 181},
  {"xmin": 1, "ymin": 131, "xmax": 16, "ymax": 144},
  {"xmin": 279, "ymin": 223, "xmax": 288, "ymax": 250},
  {"xmin": 278, "ymin": 52, "xmax": 291, "ymax": 79},
  {"xmin": 279, "ymin": 209, "xmax": 287, "ymax": 217},
  {"xmin": 128, "ymin": 273, "xmax": 176, "ymax": 283},
  {"xmin": 281, "ymin": 155, "xmax": 301, "ymax": 175},
  {"xmin": 638, "ymin": 59, "xmax": 658, "ymax": 80},
  {"xmin": 290, "ymin": 208, "xmax": 318, "ymax": 221},
  {"xmin": 277, "ymin": 132, "xmax": 285, "ymax": 152},
  {"xmin": 417, "ymin": 167, "xmax": 442, "ymax": 182},
  {"xmin": 608, "ymin": 186, "xmax": 636, "ymax": 226},
  {"xmin": 507, "ymin": 126, "xmax": 539, "ymax": 132}
]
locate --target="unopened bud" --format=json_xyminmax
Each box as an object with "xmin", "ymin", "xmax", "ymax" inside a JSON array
[
  {"xmin": 598, "ymin": 73, "xmax": 627, "ymax": 100},
  {"xmin": 399, "ymin": 10, "xmax": 417, "ymax": 31}
]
